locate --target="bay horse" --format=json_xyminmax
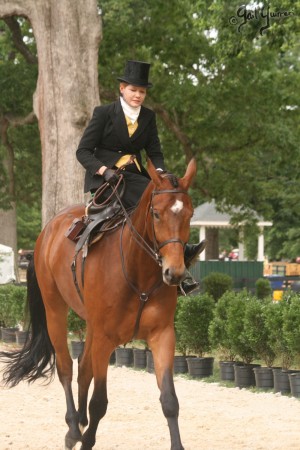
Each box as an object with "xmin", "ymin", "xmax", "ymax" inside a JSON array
[{"xmin": 0, "ymin": 158, "xmax": 197, "ymax": 450}]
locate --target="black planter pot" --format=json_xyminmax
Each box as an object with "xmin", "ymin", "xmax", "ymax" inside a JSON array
[
  {"xmin": 71, "ymin": 341, "xmax": 85, "ymax": 359},
  {"xmin": 273, "ymin": 368, "xmax": 294, "ymax": 394},
  {"xmin": 133, "ymin": 348, "xmax": 147, "ymax": 369},
  {"xmin": 16, "ymin": 330, "xmax": 30, "ymax": 346},
  {"xmin": 234, "ymin": 364, "xmax": 261, "ymax": 388},
  {"xmin": 219, "ymin": 361, "xmax": 243, "ymax": 381},
  {"xmin": 288, "ymin": 372, "xmax": 300, "ymax": 398},
  {"xmin": 187, "ymin": 357, "xmax": 214, "ymax": 378},
  {"xmin": 115, "ymin": 347, "xmax": 133, "ymax": 367},
  {"xmin": 173, "ymin": 355, "xmax": 188, "ymax": 374},
  {"xmin": 253, "ymin": 367, "xmax": 274, "ymax": 389},
  {"xmin": 146, "ymin": 350, "xmax": 155, "ymax": 373},
  {"xmin": 1, "ymin": 327, "xmax": 19, "ymax": 343}
]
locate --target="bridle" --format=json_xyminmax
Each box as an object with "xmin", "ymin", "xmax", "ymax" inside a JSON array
[
  {"xmin": 117, "ymin": 185, "xmax": 190, "ymax": 339},
  {"xmin": 149, "ymin": 189, "xmax": 188, "ymax": 256}
]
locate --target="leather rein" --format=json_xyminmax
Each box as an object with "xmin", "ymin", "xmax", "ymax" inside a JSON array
[
  {"xmin": 115, "ymin": 186, "xmax": 189, "ymax": 339},
  {"xmin": 71, "ymin": 174, "xmax": 190, "ymax": 340}
]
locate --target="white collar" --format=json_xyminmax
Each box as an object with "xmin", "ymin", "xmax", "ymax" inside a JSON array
[{"xmin": 120, "ymin": 96, "xmax": 141, "ymax": 124}]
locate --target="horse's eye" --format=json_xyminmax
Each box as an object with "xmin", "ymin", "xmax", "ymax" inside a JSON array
[{"xmin": 153, "ymin": 211, "xmax": 160, "ymax": 220}]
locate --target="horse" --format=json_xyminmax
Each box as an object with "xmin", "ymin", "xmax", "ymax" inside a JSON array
[{"xmin": 0, "ymin": 158, "xmax": 197, "ymax": 450}]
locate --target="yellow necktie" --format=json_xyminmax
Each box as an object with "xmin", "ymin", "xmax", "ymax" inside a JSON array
[
  {"xmin": 115, "ymin": 115, "xmax": 141, "ymax": 171},
  {"xmin": 125, "ymin": 115, "xmax": 138, "ymax": 137}
]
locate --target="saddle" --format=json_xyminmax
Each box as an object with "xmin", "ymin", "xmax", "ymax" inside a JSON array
[
  {"xmin": 65, "ymin": 176, "xmax": 126, "ymax": 254},
  {"xmin": 65, "ymin": 202, "xmax": 123, "ymax": 250}
]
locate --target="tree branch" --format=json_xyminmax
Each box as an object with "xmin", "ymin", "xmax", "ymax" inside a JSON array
[
  {"xmin": 5, "ymin": 111, "xmax": 36, "ymax": 127},
  {"xmin": 3, "ymin": 16, "xmax": 37, "ymax": 64}
]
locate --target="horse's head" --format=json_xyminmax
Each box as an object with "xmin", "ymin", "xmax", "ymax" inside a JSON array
[{"xmin": 147, "ymin": 159, "xmax": 197, "ymax": 286}]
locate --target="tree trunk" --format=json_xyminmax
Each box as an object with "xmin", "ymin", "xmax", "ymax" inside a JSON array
[
  {"xmin": 0, "ymin": 0, "xmax": 101, "ymax": 226},
  {"xmin": 0, "ymin": 116, "xmax": 18, "ymax": 278}
]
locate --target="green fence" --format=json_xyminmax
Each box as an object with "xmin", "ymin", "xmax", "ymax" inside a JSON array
[{"xmin": 190, "ymin": 261, "xmax": 264, "ymax": 290}]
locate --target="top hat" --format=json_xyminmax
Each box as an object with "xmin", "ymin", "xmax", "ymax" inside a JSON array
[{"xmin": 117, "ymin": 60, "xmax": 153, "ymax": 88}]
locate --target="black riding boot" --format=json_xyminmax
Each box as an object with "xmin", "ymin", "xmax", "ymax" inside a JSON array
[{"xmin": 178, "ymin": 240, "xmax": 207, "ymax": 295}]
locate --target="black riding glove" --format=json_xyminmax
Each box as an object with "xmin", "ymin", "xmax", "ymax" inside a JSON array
[{"xmin": 103, "ymin": 168, "xmax": 119, "ymax": 186}]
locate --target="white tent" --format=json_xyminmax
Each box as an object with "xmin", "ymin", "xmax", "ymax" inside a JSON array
[{"xmin": 0, "ymin": 244, "xmax": 16, "ymax": 284}]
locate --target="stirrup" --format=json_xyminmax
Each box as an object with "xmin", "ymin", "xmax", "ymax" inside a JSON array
[{"xmin": 178, "ymin": 270, "xmax": 200, "ymax": 296}]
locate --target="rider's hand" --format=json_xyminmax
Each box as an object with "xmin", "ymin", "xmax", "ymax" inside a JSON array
[{"xmin": 103, "ymin": 168, "xmax": 119, "ymax": 186}]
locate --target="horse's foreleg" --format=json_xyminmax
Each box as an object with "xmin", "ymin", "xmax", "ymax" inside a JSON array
[
  {"xmin": 150, "ymin": 327, "xmax": 184, "ymax": 450},
  {"xmin": 80, "ymin": 340, "xmax": 111, "ymax": 450}
]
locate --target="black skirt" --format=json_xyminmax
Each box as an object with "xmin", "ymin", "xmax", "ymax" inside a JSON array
[{"xmin": 92, "ymin": 163, "xmax": 150, "ymax": 210}]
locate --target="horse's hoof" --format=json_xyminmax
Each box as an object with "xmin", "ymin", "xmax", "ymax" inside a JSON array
[{"xmin": 65, "ymin": 430, "xmax": 82, "ymax": 450}]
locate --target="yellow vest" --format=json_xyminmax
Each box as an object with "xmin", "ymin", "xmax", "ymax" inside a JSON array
[{"xmin": 115, "ymin": 115, "xmax": 141, "ymax": 171}]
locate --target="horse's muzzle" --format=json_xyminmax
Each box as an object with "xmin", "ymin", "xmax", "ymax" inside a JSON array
[{"xmin": 162, "ymin": 266, "xmax": 186, "ymax": 286}]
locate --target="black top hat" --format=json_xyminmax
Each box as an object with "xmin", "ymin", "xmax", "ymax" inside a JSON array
[{"xmin": 117, "ymin": 60, "xmax": 153, "ymax": 88}]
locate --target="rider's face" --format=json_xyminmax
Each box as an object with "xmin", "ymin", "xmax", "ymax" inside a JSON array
[{"xmin": 120, "ymin": 84, "xmax": 147, "ymax": 108}]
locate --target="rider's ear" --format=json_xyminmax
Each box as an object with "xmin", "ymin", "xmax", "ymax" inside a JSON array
[
  {"xmin": 147, "ymin": 158, "xmax": 163, "ymax": 187},
  {"xmin": 180, "ymin": 158, "xmax": 197, "ymax": 191}
]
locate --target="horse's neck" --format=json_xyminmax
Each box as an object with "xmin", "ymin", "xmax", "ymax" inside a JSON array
[{"xmin": 123, "ymin": 187, "xmax": 155, "ymax": 266}]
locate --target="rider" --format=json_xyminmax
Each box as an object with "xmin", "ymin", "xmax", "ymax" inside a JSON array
[{"xmin": 76, "ymin": 60, "xmax": 205, "ymax": 293}]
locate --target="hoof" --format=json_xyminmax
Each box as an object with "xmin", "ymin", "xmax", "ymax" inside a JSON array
[{"xmin": 65, "ymin": 430, "xmax": 82, "ymax": 450}]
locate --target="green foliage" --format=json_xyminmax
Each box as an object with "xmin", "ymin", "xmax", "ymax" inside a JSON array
[
  {"xmin": 255, "ymin": 278, "xmax": 272, "ymax": 299},
  {"xmin": 264, "ymin": 298, "xmax": 293, "ymax": 370},
  {"xmin": 175, "ymin": 296, "xmax": 188, "ymax": 355},
  {"xmin": 175, "ymin": 293, "xmax": 215, "ymax": 356},
  {"xmin": 202, "ymin": 272, "xmax": 233, "ymax": 301},
  {"xmin": 226, "ymin": 290, "xmax": 257, "ymax": 364},
  {"xmin": 98, "ymin": 0, "xmax": 300, "ymax": 259},
  {"xmin": 243, "ymin": 296, "xmax": 276, "ymax": 367},
  {"xmin": 282, "ymin": 293, "xmax": 300, "ymax": 361},
  {"xmin": 208, "ymin": 290, "xmax": 237, "ymax": 361},
  {"xmin": 0, "ymin": 284, "xmax": 27, "ymax": 328},
  {"xmin": 1, "ymin": 2, "xmax": 300, "ymax": 259},
  {"xmin": 67, "ymin": 309, "xmax": 86, "ymax": 342},
  {"xmin": 0, "ymin": 18, "xmax": 41, "ymax": 245}
]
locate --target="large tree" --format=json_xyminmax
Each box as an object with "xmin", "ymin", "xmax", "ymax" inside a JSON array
[
  {"xmin": 0, "ymin": 0, "xmax": 101, "ymax": 226},
  {"xmin": 97, "ymin": 0, "xmax": 300, "ymax": 259}
]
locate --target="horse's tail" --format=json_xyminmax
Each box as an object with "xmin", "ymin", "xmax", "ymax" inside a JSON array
[{"xmin": 0, "ymin": 257, "xmax": 56, "ymax": 387}]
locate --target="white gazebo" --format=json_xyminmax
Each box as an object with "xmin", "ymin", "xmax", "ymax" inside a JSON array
[{"xmin": 190, "ymin": 201, "xmax": 272, "ymax": 262}]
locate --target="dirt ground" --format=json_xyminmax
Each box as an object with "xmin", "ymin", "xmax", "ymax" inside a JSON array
[{"xmin": 1, "ymin": 345, "xmax": 300, "ymax": 450}]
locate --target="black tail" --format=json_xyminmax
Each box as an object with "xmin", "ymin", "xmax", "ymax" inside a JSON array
[{"xmin": 0, "ymin": 257, "xmax": 55, "ymax": 387}]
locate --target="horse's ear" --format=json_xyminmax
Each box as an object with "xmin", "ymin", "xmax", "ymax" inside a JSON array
[
  {"xmin": 180, "ymin": 158, "xmax": 197, "ymax": 190},
  {"xmin": 147, "ymin": 158, "xmax": 162, "ymax": 186}
]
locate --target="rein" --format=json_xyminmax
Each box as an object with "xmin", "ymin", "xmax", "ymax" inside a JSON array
[
  {"xmin": 115, "ymin": 186, "xmax": 189, "ymax": 340},
  {"xmin": 71, "ymin": 174, "xmax": 190, "ymax": 340}
]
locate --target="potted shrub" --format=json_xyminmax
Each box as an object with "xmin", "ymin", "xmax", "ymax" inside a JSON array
[
  {"xmin": 209, "ymin": 290, "xmax": 238, "ymax": 381},
  {"xmin": 265, "ymin": 295, "xmax": 294, "ymax": 393},
  {"xmin": 244, "ymin": 296, "xmax": 276, "ymax": 389},
  {"xmin": 255, "ymin": 278, "xmax": 272, "ymax": 299},
  {"xmin": 115, "ymin": 345, "xmax": 134, "ymax": 368},
  {"xmin": 174, "ymin": 296, "xmax": 189, "ymax": 374},
  {"xmin": 132, "ymin": 340, "xmax": 147, "ymax": 370},
  {"xmin": 0, "ymin": 285, "xmax": 26, "ymax": 343},
  {"xmin": 226, "ymin": 290, "xmax": 260, "ymax": 387},
  {"xmin": 202, "ymin": 272, "xmax": 233, "ymax": 302},
  {"xmin": 175, "ymin": 293, "xmax": 215, "ymax": 378},
  {"xmin": 67, "ymin": 308, "xmax": 86, "ymax": 359},
  {"xmin": 282, "ymin": 293, "xmax": 300, "ymax": 397}
]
